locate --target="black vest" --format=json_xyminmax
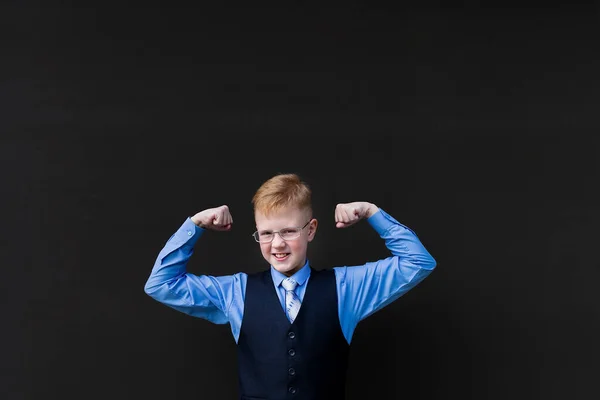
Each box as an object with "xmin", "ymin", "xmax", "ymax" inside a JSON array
[{"xmin": 237, "ymin": 268, "xmax": 350, "ymax": 400}]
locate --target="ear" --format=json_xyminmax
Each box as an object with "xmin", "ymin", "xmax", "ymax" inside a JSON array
[{"xmin": 307, "ymin": 218, "xmax": 318, "ymax": 242}]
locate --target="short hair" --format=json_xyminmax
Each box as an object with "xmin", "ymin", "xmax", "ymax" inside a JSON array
[{"xmin": 252, "ymin": 173, "xmax": 312, "ymax": 216}]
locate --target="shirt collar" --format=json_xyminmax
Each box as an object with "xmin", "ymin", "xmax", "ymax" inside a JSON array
[{"xmin": 270, "ymin": 259, "xmax": 311, "ymax": 288}]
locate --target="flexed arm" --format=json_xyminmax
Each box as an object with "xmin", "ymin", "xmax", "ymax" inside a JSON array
[
  {"xmin": 333, "ymin": 202, "xmax": 437, "ymax": 342},
  {"xmin": 144, "ymin": 205, "xmax": 241, "ymax": 324}
]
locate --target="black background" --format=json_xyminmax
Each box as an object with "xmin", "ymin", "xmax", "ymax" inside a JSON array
[{"xmin": 2, "ymin": 1, "xmax": 599, "ymax": 399}]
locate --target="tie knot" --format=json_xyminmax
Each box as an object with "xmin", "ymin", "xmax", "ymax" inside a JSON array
[{"xmin": 281, "ymin": 278, "xmax": 298, "ymax": 292}]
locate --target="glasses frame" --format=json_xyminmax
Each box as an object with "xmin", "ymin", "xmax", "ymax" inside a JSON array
[{"xmin": 252, "ymin": 220, "xmax": 311, "ymax": 243}]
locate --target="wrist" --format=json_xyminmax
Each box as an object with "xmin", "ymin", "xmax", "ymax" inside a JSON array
[
  {"xmin": 191, "ymin": 217, "xmax": 203, "ymax": 227},
  {"xmin": 366, "ymin": 203, "xmax": 379, "ymax": 218}
]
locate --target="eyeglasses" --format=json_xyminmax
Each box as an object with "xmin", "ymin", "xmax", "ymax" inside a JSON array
[{"xmin": 252, "ymin": 220, "xmax": 311, "ymax": 243}]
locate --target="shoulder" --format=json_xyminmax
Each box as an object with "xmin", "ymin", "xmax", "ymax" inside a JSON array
[
  {"xmin": 309, "ymin": 267, "xmax": 337, "ymax": 283},
  {"xmin": 244, "ymin": 268, "xmax": 271, "ymax": 281}
]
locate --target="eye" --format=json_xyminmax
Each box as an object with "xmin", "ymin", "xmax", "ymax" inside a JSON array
[
  {"xmin": 259, "ymin": 231, "xmax": 273, "ymax": 237},
  {"xmin": 280, "ymin": 228, "xmax": 298, "ymax": 236}
]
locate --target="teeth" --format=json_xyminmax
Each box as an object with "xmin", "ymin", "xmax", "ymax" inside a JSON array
[{"xmin": 275, "ymin": 253, "xmax": 288, "ymax": 258}]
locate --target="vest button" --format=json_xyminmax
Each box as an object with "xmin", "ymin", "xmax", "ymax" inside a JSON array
[
  {"xmin": 288, "ymin": 387, "xmax": 297, "ymax": 394},
  {"xmin": 288, "ymin": 331, "xmax": 296, "ymax": 339},
  {"xmin": 289, "ymin": 367, "xmax": 296, "ymax": 376},
  {"xmin": 288, "ymin": 349, "xmax": 296, "ymax": 357}
]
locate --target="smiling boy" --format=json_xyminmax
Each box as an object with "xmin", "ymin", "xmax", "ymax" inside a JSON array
[{"xmin": 144, "ymin": 173, "xmax": 436, "ymax": 400}]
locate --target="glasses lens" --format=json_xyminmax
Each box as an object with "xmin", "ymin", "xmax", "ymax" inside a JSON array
[
  {"xmin": 255, "ymin": 231, "xmax": 273, "ymax": 243},
  {"xmin": 280, "ymin": 228, "xmax": 300, "ymax": 240}
]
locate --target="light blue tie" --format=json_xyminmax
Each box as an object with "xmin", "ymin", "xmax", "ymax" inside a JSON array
[{"xmin": 281, "ymin": 278, "xmax": 301, "ymax": 323}]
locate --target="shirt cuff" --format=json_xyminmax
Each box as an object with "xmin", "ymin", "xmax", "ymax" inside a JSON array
[
  {"xmin": 367, "ymin": 208, "xmax": 415, "ymax": 236},
  {"xmin": 168, "ymin": 217, "xmax": 205, "ymax": 248}
]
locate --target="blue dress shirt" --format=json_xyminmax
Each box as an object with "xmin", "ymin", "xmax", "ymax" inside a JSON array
[{"xmin": 144, "ymin": 209, "xmax": 436, "ymax": 344}]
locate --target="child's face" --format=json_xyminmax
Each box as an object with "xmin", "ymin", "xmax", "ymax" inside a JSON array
[{"xmin": 254, "ymin": 206, "xmax": 317, "ymax": 276}]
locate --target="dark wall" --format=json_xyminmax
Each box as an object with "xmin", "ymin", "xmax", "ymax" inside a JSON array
[{"xmin": 2, "ymin": 2, "xmax": 599, "ymax": 399}]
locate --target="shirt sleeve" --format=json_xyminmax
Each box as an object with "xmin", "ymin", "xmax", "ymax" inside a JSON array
[
  {"xmin": 335, "ymin": 209, "xmax": 437, "ymax": 342},
  {"xmin": 143, "ymin": 217, "xmax": 241, "ymax": 325}
]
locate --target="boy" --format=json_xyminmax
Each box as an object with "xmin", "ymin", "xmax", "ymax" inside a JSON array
[{"xmin": 144, "ymin": 173, "xmax": 436, "ymax": 400}]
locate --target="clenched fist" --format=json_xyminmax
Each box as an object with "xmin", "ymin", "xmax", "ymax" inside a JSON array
[
  {"xmin": 334, "ymin": 202, "xmax": 379, "ymax": 228},
  {"xmin": 191, "ymin": 205, "xmax": 233, "ymax": 231}
]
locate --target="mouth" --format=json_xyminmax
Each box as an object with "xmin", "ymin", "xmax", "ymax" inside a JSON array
[{"xmin": 273, "ymin": 253, "xmax": 290, "ymax": 261}]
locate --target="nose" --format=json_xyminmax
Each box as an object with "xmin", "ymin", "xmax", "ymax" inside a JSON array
[{"xmin": 271, "ymin": 233, "xmax": 286, "ymax": 248}]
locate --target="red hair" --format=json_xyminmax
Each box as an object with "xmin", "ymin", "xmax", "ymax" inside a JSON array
[{"xmin": 252, "ymin": 173, "xmax": 312, "ymax": 216}]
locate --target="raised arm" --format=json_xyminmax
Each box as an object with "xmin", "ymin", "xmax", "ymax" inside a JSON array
[
  {"xmin": 333, "ymin": 202, "xmax": 437, "ymax": 342},
  {"xmin": 144, "ymin": 205, "xmax": 241, "ymax": 325}
]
